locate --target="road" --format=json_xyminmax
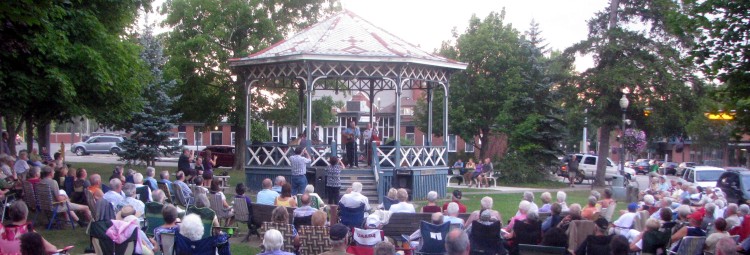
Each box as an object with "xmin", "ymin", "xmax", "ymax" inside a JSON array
[{"xmin": 18, "ymin": 142, "xmax": 180, "ymax": 167}]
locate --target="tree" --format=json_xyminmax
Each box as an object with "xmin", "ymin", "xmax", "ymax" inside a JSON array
[
  {"xmin": 117, "ymin": 23, "xmax": 182, "ymax": 166},
  {"xmin": 691, "ymin": 0, "xmax": 750, "ymax": 131},
  {"xmin": 564, "ymin": 0, "xmax": 698, "ymax": 186},
  {"xmin": 161, "ymin": 0, "xmax": 339, "ymax": 170},
  {"xmin": 0, "ymin": 0, "xmax": 151, "ymax": 155},
  {"xmin": 525, "ymin": 19, "xmax": 549, "ymax": 53},
  {"xmin": 263, "ymin": 92, "xmax": 344, "ymax": 128}
]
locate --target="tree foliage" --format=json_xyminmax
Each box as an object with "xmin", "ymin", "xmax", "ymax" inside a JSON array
[
  {"xmin": 117, "ymin": 24, "xmax": 182, "ymax": 166},
  {"xmin": 691, "ymin": 0, "xmax": 750, "ymax": 131},
  {"xmin": 564, "ymin": 0, "xmax": 699, "ymax": 186},
  {"xmin": 161, "ymin": 0, "xmax": 339, "ymax": 170},
  {"xmin": 415, "ymin": 11, "xmax": 571, "ymax": 182},
  {"xmin": 263, "ymin": 92, "xmax": 344, "ymax": 127},
  {"xmin": 0, "ymin": 0, "xmax": 151, "ymax": 154}
]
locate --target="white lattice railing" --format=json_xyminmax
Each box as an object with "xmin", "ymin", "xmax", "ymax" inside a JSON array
[
  {"xmin": 246, "ymin": 144, "xmax": 333, "ymax": 167},
  {"xmin": 375, "ymin": 146, "xmax": 447, "ymax": 168}
]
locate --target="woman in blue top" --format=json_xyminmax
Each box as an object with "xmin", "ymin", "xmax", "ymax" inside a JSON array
[{"xmin": 470, "ymin": 162, "xmax": 483, "ymax": 188}]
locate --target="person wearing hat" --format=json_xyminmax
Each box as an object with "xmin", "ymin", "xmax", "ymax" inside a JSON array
[
  {"xmin": 319, "ymin": 223, "xmax": 352, "ymax": 255},
  {"xmin": 574, "ymin": 217, "xmax": 613, "ymax": 255},
  {"xmin": 613, "ymin": 202, "xmax": 639, "ymax": 236},
  {"xmin": 658, "ymin": 175, "xmax": 671, "ymax": 192},
  {"xmin": 442, "ymin": 190, "xmax": 466, "ymax": 213}
]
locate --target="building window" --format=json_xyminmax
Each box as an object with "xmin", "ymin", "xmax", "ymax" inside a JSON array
[
  {"xmin": 194, "ymin": 131, "xmax": 203, "ymax": 146},
  {"xmin": 210, "ymin": 132, "xmax": 222, "ymax": 145},
  {"xmin": 401, "ymin": 107, "xmax": 414, "ymax": 116},
  {"xmin": 325, "ymin": 127, "xmax": 338, "ymax": 144},
  {"xmin": 448, "ymin": 135, "xmax": 457, "ymax": 152},
  {"xmin": 177, "ymin": 132, "xmax": 186, "ymax": 139},
  {"xmin": 405, "ymin": 126, "xmax": 415, "ymax": 144},
  {"xmin": 231, "ymin": 132, "xmax": 235, "ymax": 146},
  {"xmin": 465, "ymin": 139, "xmax": 474, "ymax": 152},
  {"xmin": 288, "ymin": 128, "xmax": 298, "ymax": 142}
]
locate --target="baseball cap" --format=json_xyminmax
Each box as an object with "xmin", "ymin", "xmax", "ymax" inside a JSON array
[
  {"xmin": 366, "ymin": 214, "xmax": 381, "ymax": 228},
  {"xmin": 330, "ymin": 223, "xmax": 349, "ymax": 241},
  {"xmin": 594, "ymin": 217, "xmax": 609, "ymax": 230},
  {"xmin": 627, "ymin": 202, "xmax": 638, "ymax": 212},
  {"xmin": 452, "ymin": 190, "xmax": 462, "ymax": 199}
]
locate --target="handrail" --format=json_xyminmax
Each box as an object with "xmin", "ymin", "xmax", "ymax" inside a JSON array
[{"xmin": 245, "ymin": 143, "xmax": 334, "ymax": 167}]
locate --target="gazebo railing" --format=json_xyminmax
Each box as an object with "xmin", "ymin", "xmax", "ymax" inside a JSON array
[
  {"xmin": 375, "ymin": 145, "xmax": 447, "ymax": 168},
  {"xmin": 246, "ymin": 144, "xmax": 334, "ymax": 167},
  {"xmin": 246, "ymin": 143, "xmax": 447, "ymax": 168}
]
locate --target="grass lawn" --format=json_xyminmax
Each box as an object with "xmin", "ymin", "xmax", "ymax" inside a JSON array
[{"xmin": 33, "ymin": 162, "xmax": 260, "ymax": 254}]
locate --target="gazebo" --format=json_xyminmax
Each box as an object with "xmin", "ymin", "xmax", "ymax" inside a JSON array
[{"xmin": 229, "ymin": 10, "xmax": 466, "ymax": 201}]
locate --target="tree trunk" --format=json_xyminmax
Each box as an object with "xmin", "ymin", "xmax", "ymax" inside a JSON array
[
  {"xmin": 479, "ymin": 128, "xmax": 490, "ymax": 160},
  {"xmin": 5, "ymin": 115, "xmax": 22, "ymax": 156},
  {"xmin": 595, "ymin": 125, "xmax": 612, "ymax": 187},
  {"xmin": 233, "ymin": 125, "xmax": 246, "ymax": 171},
  {"xmin": 36, "ymin": 120, "xmax": 51, "ymax": 158},
  {"xmin": 24, "ymin": 114, "xmax": 34, "ymax": 152}
]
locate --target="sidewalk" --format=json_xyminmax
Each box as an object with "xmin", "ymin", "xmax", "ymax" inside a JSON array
[{"xmin": 447, "ymin": 183, "xmax": 593, "ymax": 195}]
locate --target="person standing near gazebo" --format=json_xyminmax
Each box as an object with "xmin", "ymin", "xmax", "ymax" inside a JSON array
[{"xmin": 342, "ymin": 120, "xmax": 360, "ymax": 167}]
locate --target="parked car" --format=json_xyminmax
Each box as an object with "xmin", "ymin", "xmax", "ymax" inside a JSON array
[
  {"xmin": 625, "ymin": 161, "xmax": 636, "ymax": 168},
  {"xmin": 71, "ymin": 135, "xmax": 124, "ymax": 156},
  {"xmin": 562, "ymin": 154, "xmax": 634, "ymax": 185},
  {"xmin": 660, "ymin": 162, "xmax": 679, "ymax": 175},
  {"xmin": 716, "ymin": 169, "xmax": 750, "ymax": 205},
  {"xmin": 199, "ymin": 145, "xmax": 235, "ymax": 168},
  {"xmin": 634, "ymin": 161, "xmax": 651, "ymax": 175},
  {"xmin": 680, "ymin": 166, "xmax": 726, "ymax": 188},
  {"xmin": 676, "ymin": 162, "xmax": 696, "ymax": 176}
]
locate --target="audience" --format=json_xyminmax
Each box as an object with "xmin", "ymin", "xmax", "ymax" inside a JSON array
[
  {"xmin": 159, "ymin": 170, "xmax": 173, "ymax": 194},
  {"xmin": 422, "ymin": 191, "xmax": 441, "ymax": 213},
  {"xmin": 0, "ymin": 201, "xmax": 58, "ymax": 253},
  {"xmin": 725, "ymin": 203, "xmax": 740, "ymax": 229},
  {"xmin": 180, "ymin": 214, "xmax": 205, "ymax": 241},
  {"xmin": 575, "ymin": 217, "xmax": 612, "ymax": 255},
  {"xmin": 259, "ymin": 229, "xmax": 293, "ymax": 255},
  {"xmin": 194, "ymin": 193, "xmax": 220, "ymax": 227},
  {"xmin": 303, "ymin": 184, "xmax": 325, "ymax": 208},
  {"xmin": 581, "ymin": 196, "xmax": 599, "ymax": 220},
  {"xmin": 715, "ymin": 237, "xmax": 739, "ymax": 255},
  {"xmin": 373, "ymin": 241, "xmax": 396, "ymax": 255},
  {"xmin": 152, "ymin": 204, "xmax": 179, "ymax": 251},
  {"xmin": 319, "ymin": 223, "xmax": 349, "ymax": 255},
  {"xmin": 275, "ymin": 183, "xmax": 297, "ymax": 207},
  {"xmin": 389, "ymin": 188, "xmax": 415, "ymax": 213},
  {"xmin": 292, "ymin": 194, "xmax": 316, "ymax": 224},
  {"xmin": 442, "ymin": 190, "xmax": 466, "ymax": 213},
  {"xmin": 103, "ymin": 178, "xmax": 125, "ymax": 208},
  {"xmin": 443, "ymin": 202, "xmax": 465, "ymax": 228},
  {"xmin": 133, "ymin": 173, "xmax": 152, "ymax": 202},
  {"xmin": 445, "ymin": 229, "xmax": 470, "ymax": 255},
  {"xmin": 209, "ymin": 179, "xmax": 234, "ymax": 226},
  {"xmin": 339, "ymin": 182, "xmax": 371, "ymax": 211},
  {"xmin": 122, "ymin": 183, "xmax": 145, "ymax": 217},
  {"xmin": 143, "ymin": 167, "xmax": 158, "ymax": 191},
  {"xmin": 541, "ymin": 203, "xmax": 563, "ymax": 233},
  {"xmin": 257, "ymin": 178, "xmax": 280, "ymax": 205},
  {"xmin": 311, "ymin": 210, "xmax": 327, "ymax": 227},
  {"xmin": 557, "ymin": 191, "xmax": 569, "ymax": 212},
  {"xmin": 465, "ymin": 196, "xmax": 502, "ymax": 229},
  {"xmin": 521, "ymin": 191, "xmax": 539, "ymax": 213},
  {"xmin": 558, "ymin": 203, "xmax": 582, "ymax": 231},
  {"xmin": 19, "ymin": 232, "xmax": 47, "ymax": 255},
  {"xmin": 706, "ymin": 218, "xmax": 730, "ymax": 252},
  {"xmin": 40, "ymin": 166, "xmax": 91, "ymax": 225},
  {"xmin": 173, "ymin": 171, "xmax": 193, "ymax": 201},
  {"xmin": 272, "ymin": 176, "xmax": 286, "ymax": 193},
  {"xmin": 88, "ymin": 173, "xmax": 104, "ymax": 201},
  {"xmin": 538, "ymin": 192, "xmax": 552, "ymax": 213},
  {"xmin": 506, "ymin": 200, "xmax": 530, "ymax": 231}
]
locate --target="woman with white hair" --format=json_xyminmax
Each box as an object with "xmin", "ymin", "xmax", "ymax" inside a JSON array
[
  {"xmin": 506, "ymin": 200, "xmax": 531, "ymax": 231},
  {"xmin": 303, "ymin": 184, "xmax": 325, "ymax": 208},
  {"xmin": 538, "ymin": 192, "xmax": 552, "ymax": 213},
  {"xmin": 465, "ymin": 196, "xmax": 502, "ymax": 229},
  {"xmin": 557, "ymin": 191, "xmax": 569, "ymax": 212},
  {"xmin": 180, "ymin": 214, "xmax": 205, "ymax": 241},
  {"xmin": 421, "ymin": 191, "xmax": 441, "ymax": 213},
  {"xmin": 258, "ymin": 229, "xmax": 294, "ymax": 255},
  {"xmin": 389, "ymin": 189, "xmax": 415, "ymax": 213}
]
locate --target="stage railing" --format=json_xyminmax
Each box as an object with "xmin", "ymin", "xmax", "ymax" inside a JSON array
[
  {"xmin": 246, "ymin": 143, "xmax": 334, "ymax": 167},
  {"xmin": 246, "ymin": 143, "xmax": 447, "ymax": 168},
  {"xmin": 375, "ymin": 145, "xmax": 446, "ymax": 168}
]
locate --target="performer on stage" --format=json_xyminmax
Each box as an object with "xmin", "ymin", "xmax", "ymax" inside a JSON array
[
  {"xmin": 342, "ymin": 120, "xmax": 360, "ymax": 167},
  {"xmin": 362, "ymin": 123, "xmax": 372, "ymax": 166}
]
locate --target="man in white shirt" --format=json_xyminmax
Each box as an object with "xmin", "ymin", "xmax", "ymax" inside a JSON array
[
  {"xmin": 103, "ymin": 178, "xmax": 125, "ymax": 208},
  {"xmin": 724, "ymin": 203, "xmax": 740, "ymax": 229},
  {"xmin": 13, "ymin": 151, "xmax": 29, "ymax": 179},
  {"xmin": 132, "ymin": 173, "xmax": 152, "ymax": 202},
  {"xmin": 339, "ymin": 182, "xmax": 370, "ymax": 211},
  {"xmin": 443, "ymin": 202, "xmax": 465, "ymax": 228},
  {"xmin": 613, "ymin": 202, "xmax": 639, "ymax": 236},
  {"xmin": 121, "ymin": 183, "xmax": 145, "ymax": 217},
  {"xmin": 388, "ymin": 188, "xmax": 415, "ymax": 213}
]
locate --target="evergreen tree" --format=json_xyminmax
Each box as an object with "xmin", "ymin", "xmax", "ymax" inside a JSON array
[
  {"xmin": 117, "ymin": 23, "xmax": 182, "ymax": 166},
  {"xmin": 524, "ymin": 19, "xmax": 549, "ymax": 53}
]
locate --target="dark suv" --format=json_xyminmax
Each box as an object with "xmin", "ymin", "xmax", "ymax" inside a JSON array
[{"xmin": 717, "ymin": 169, "xmax": 750, "ymax": 205}]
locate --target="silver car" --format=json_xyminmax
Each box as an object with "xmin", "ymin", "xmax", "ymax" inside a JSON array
[{"xmin": 71, "ymin": 136, "xmax": 124, "ymax": 156}]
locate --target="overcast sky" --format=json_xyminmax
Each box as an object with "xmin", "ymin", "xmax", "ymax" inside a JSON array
[{"xmin": 339, "ymin": 0, "xmax": 610, "ymax": 71}]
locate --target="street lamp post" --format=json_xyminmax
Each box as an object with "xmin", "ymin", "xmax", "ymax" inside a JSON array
[{"xmin": 619, "ymin": 95, "xmax": 630, "ymax": 176}]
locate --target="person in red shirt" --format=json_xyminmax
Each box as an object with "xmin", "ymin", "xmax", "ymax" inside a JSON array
[{"xmin": 442, "ymin": 190, "xmax": 466, "ymax": 213}]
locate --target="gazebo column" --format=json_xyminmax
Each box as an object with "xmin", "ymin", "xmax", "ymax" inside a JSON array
[
  {"xmin": 368, "ymin": 80, "xmax": 375, "ymax": 129},
  {"xmin": 443, "ymin": 82, "xmax": 450, "ymax": 163},
  {"xmin": 305, "ymin": 78, "xmax": 313, "ymax": 153},
  {"xmin": 245, "ymin": 80, "xmax": 256, "ymax": 145},
  {"xmin": 298, "ymin": 83, "xmax": 305, "ymax": 135},
  {"xmin": 426, "ymin": 83, "xmax": 433, "ymax": 146},
  {"xmin": 394, "ymin": 78, "xmax": 403, "ymax": 165}
]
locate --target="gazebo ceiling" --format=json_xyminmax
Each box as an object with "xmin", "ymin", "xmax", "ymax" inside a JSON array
[{"xmin": 229, "ymin": 10, "xmax": 466, "ymax": 70}]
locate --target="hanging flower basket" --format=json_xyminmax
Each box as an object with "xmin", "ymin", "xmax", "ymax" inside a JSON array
[{"xmin": 622, "ymin": 128, "xmax": 647, "ymax": 154}]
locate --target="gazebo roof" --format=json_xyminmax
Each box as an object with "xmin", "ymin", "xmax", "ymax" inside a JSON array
[{"xmin": 229, "ymin": 10, "xmax": 466, "ymax": 70}]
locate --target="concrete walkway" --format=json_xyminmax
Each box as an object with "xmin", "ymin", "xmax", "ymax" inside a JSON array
[{"xmin": 446, "ymin": 183, "xmax": 593, "ymax": 194}]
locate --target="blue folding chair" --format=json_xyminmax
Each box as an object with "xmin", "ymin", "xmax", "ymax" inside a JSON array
[
  {"xmin": 338, "ymin": 202, "xmax": 366, "ymax": 228},
  {"xmin": 417, "ymin": 221, "xmax": 450, "ymax": 255},
  {"xmin": 173, "ymin": 231, "xmax": 230, "ymax": 255}
]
